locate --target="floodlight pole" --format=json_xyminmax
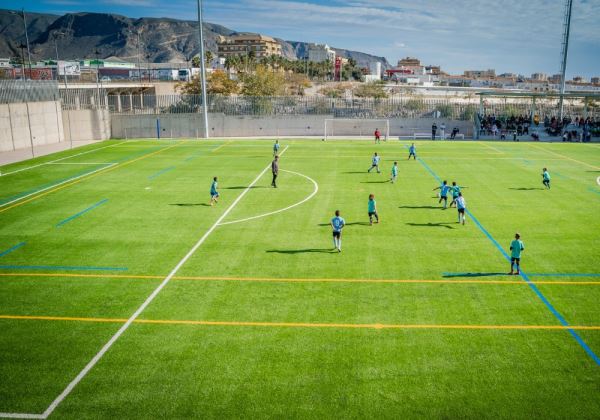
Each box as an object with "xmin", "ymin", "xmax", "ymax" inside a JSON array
[
  {"xmin": 22, "ymin": 9, "xmax": 33, "ymax": 74},
  {"xmin": 558, "ymin": 0, "xmax": 573, "ymax": 121},
  {"xmin": 196, "ymin": 0, "xmax": 209, "ymax": 139}
]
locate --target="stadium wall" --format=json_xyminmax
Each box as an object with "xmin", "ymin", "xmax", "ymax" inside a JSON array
[
  {"xmin": 0, "ymin": 103, "xmax": 110, "ymax": 153},
  {"xmin": 110, "ymin": 114, "xmax": 474, "ymax": 139}
]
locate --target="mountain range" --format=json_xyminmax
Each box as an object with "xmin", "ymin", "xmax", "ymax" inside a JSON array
[{"xmin": 0, "ymin": 9, "xmax": 390, "ymax": 69}]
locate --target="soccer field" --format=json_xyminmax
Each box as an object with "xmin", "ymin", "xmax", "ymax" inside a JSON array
[{"xmin": 1, "ymin": 138, "xmax": 599, "ymax": 418}]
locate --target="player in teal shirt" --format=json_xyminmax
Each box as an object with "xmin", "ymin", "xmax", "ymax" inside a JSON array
[
  {"xmin": 542, "ymin": 168, "xmax": 551, "ymax": 189},
  {"xmin": 408, "ymin": 143, "xmax": 416, "ymax": 160},
  {"xmin": 449, "ymin": 181, "xmax": 462, "ymax": 207},
  {"xmin": 390, "ymin": 162, "xmax": 398, "ymax": 183},
  {"xmin": 368, "ymin": 194, "xmax": 379, "ymax": 225},
  {"xmin": 209, "ymin": 176, "xmax": 219, "ymax": 206},
  {"xmin": 509, "ymin": 233, "xmax": 525, "ymax": 275},
  {"xmin": 433, "ymin": 180, "xmax": 451, "ymax": 209},
  {"xmin": 330, "ymin": 210, "xmax": 345, "ymax": 252},
  {"xmin": 273, "ymin": 140, "xmax": 280, "ymax": 156}
]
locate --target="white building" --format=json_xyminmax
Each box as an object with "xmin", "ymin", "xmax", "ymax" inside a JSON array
[{"xmin": 308, "ymin": 44, "xmax": 335, "ymax": 63}]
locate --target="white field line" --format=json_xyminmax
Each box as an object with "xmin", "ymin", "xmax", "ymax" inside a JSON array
[
  {"xmin": 0, "ymin": 164, "xmax": 116, "ymax": 208},
  {"xmin": 46, "ymin": 162, "xmax": 114, "ymax": 165},
  {"xmin": 219, "ymin": 169, "xmax": 318, "ymax": 226},
  {"xmin": 37, "ymin": 146, "xmax": 289, "ymax": 419},
  {"xmin": 0, "ymin": 143, "xmax": 123, "ymax": 177},
  {"xmin": 0, "ymin": 413, "xmax": 45, "ymax": 419}
]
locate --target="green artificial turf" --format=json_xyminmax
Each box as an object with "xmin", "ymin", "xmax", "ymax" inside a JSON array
[{"xmin": 0, "ymin": 139, "xmax": 599, "ymax": 418}]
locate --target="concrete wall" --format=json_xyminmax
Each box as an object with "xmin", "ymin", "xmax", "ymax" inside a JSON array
[
  {"xmin": 0, "ymin": 101, "xmax": 110, "ymax": 153},
  {"xmin": 111, "ymin": 113, "xmax": 474, "ymax": 139}
]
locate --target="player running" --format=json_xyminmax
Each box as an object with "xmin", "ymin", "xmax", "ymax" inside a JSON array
[
  {"xmin": 390, "ymin": 161, "xmax": 398, "ymax": 183},
  {"xmin": 542, "ymin": 168, "xmax": 551, "ymax": 189},
  {"xmin": 433, "ymin": 180, "xmax": 451, "ymax": 209},
  {"xmin": 367, "ymin": 152, "xmax": 381, "ymax": 173},
  {"xmin": 273, "ymin": 140, "xmax": 280, "ymax": 156},
  {"xmin": 449, "ymin": 181, "xmax": 463, "ymax": 207},
  {"xmin": 374, "ymin": 128, "xmax": 381, "ymax": 143},
  {"xmin": 271, "ymin": 155, "xmax": 279, "ymax": 188},
  {"xmin": 509, "ymin": 233, "xmax": 525, "ymax": 275},
  {"xmin": 408, "ymin": 143, "xmax": 416, "ymax": 160},
  {"xmin": 331, "ymin": 210, "xmax": 345, "ymax": 252},
  {"xmin": 368, "ymin": 194, "xmax": 379, "ymax": 225},
  {"xmin": 456, "ymin": 192, "xmax": 466, "ymax": 225},
  {"xmin": 209, "ymin": 176, "xmax": 219, "ymax": 206}
]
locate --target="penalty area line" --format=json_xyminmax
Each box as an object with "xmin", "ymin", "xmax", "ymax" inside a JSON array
[{"xmin": 35, "ymin": 145, "xmax": 289, "ymax": 420}]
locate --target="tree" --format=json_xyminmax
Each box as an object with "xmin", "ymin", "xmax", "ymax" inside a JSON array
[
  {"xmin": 176, "ymin": 70, "xmax": 239, "ymax": 96},
  {"xmin": 205, "ymin": 50, "xmax": 213, "ymax": 66},
  {"xmin": 284, "ymin": 73, "xmax": 311, "ymax": 95},
  {"xmin": 191, "ymin": 55, "xmax": 200, "ymax": 68},
  {"xmin": 240, "ymin": 65, "xmax": 285, "ymax": 96}
]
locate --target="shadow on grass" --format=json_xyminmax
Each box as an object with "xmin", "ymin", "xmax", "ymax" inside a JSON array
[
  {"xmin": 170, "ymin": 203, "xmax": 211, "ymax": 207},
  {"xmin": 342, "ymin": 171, "xmax": 369, "ymax": 174},
  {"xmin": 223, "ymin": 186, "xmax": 265, "ymax": 190},
  {"xmin": 406, "ymin": 222, "xmax": 455, "ymax": 229},
  {"xmin": 360, "ymin": 180, "xmax": 389, "ymax": 184},
  {"xmin": 266, "ymin": 248, "xmax": 336, "ymax": 254},
  {"xmin": 508, "ymin": 187, "xmax": 544, "ymax": 191},
  {"xmin": 443, "ymin": 272, "xmax": 508, "ymax": 278},
  {"xmin": 399, "ymin": 205, "xmax": 440, "ymax": 210},
  {"xmin": 317, "ymin": 221, "xmax": 371, "ymax": 227}
]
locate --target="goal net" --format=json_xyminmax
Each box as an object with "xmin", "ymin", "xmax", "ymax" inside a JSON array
[{"xmin": 324, "ymin": 119, "xmax": 389, "ymax": 141}]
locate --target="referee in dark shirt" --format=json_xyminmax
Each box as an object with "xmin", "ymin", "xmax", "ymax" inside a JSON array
[{"xmin": 271, "ymin": 155, "xmax": 279, "ymax": 188}]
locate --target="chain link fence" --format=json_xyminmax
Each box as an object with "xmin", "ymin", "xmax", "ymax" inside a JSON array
[{"xmin": 0, "ymin": 80, "xmax": 60, "ymax": 104}]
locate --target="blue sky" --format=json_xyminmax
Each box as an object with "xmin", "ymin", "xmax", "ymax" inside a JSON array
[{"xmin": 4, "ymin": 0, "xmax": 600, "ymax": 78}]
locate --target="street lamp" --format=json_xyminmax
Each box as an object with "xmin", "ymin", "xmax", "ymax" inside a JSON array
[
  {"xmin": 10, "ymin": 9, "xmax": 33, "ymax": 74},
  {"xmin": 146, "ymin": 53, "xmax": 151, "ymax": 82},
  {"xmin": 94, "ymin": 49, "xmax": 101, "ymax": 101},
  {"xmin": 18, "ymin": 43, "xmax": 27, "ymax": 78}
]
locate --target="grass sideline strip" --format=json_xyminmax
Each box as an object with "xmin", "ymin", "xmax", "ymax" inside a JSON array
[
  {"xmin": 0, "ymin": 272, "xmax": 599, "ymax": 285},
  {"xmin": 2, "ymin": 314, "xmax": 600, "ymax": 331}
]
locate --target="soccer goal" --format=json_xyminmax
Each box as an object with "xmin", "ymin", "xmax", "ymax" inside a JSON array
[{"xmin": 324, "ymin": 119, "xmax": 389, "ymax": 141}]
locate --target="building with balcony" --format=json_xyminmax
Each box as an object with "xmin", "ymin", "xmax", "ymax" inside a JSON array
[{"xmin": 217, "ymin": 33, "xmax": 282, "ymax": 58}]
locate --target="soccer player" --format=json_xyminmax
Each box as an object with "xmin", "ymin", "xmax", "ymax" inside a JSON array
[
  {"xmin": 449, "ymin": 181, "xmax": 461, "ymax": 208},
  {"xmin": 408, "ymin": 143, "xmax": 416, "ymax": 160},
  {"xmin": 331, "ymin": 210, "xmax": 345, "ymax": 252},
  {"xmin": 374, "ymin": 128, "xmax": 381, "ymax": 144},
  {"xmin": 456, "ymin": 192, "xmax": 466, "ymax": 225},
  {"xmin": 432, "ymin": 122, "xmax": 437, "ymax": 140},
  {"xmin": 273, "ymin": 140, "xmax": 280, "ymax": 156},
  {"xmin": 509, "ymin": 233, "xmax": 525, "ymax": 275},
  {"xmin": 271, "ymin": 155, "xmax": 279, "ymax": 188},
  {"xmin": 542, "ymin": 167, "xmax": 551, "ymax": 189},
  {"xmin": 390, "ymin": 161, "xmax": 398, "ymax": 183},
  {"xmin": 368, "ymin": 193, "xmax": 379, "ymax": 225},
  {"xmin": 433, "ymin": 180, "xmax": 450, "ymax": 209},
  {"xmin": 367, "ymin": 152, "xmax": 381, "ymax": 173},
  {"xmin": 209, "ymin": 176, "xmax": 219, "ymax": 206}
]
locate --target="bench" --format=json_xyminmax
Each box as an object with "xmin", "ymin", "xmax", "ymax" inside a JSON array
[{"xmin": 450, "ymin": 133, "xmax": 465, "ymax": 140}]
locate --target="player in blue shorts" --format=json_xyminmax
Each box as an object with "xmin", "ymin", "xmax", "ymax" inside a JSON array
[
  {"xmin": 330, "ymin": 210, "xmax": 345, "ymax": 252},
  {"xmin": 408, "ymin": 143, "xmax": 416, "ymax": 160},
  {"xmin": 509, "ymin": 233, "xmax": 525, "ymax": 275},
  {"xmin": 209, "ymin": 176, "xmax": 219, "ymax": 206},
  {"xmin": 542, "ymin": 167, "xmax": 551, "ymax": 189},
  {"xmin": 433, "ymin": 180, "xmax": 450, "ymax": 209}
]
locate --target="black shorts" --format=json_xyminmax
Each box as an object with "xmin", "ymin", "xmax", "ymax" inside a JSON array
[
  {"xmin": 458, "ymin": 208, "xmax": 465, "ymax": 214},
  {"xmin": 368, "ymin": 211, "xmax": 378, "ymax": 217},
  {"xmin": 333, "ymin": 231, "xmax": 341, "ymax": 238},
  {"xmin": 511, "ymin": 257, "xmax": 520, "ymax": 263},
  {"xmin": 441, "ymin": 195, "xmax": 447, "ymax": 200}
]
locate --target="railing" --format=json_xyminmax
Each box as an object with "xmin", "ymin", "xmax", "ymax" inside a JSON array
[{"xmin": 0, "ymin": 80, "xmax": 60, "ymax": 104}]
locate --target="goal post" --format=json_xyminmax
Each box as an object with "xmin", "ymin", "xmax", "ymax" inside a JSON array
[{"xmin": 324, "ymin": 119, "xmax": 390, "ymax": 141}]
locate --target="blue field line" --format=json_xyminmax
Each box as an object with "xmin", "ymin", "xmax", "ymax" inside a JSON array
[
  {"xmin": 148, "ymin": 166, "xmax": 176, "ymax": 180},
  {"xmin": 552, "ymin": 171, "xmax": 569, "ymax": 180},
  {"xmin": 0, "ymin": 242, "xmax": 26, "ymax": 258},
  {"xmin": 404, "ymin": 145, "xmax": 442, "ymax": 183},
  {"xmin": 185, "ymin": 150, "xmax": 204, "ymax": 162},
  {"xmin": 0, "ymin": 264, "xmax": 127, "ymax": 271},
  {"xmin": 56, "ymin": 199, "xmax": 108, "ymax": 227},
  {"xmin": 413, "ymin": 154, "xmax": 600, "ymax": 366},
  {"xmin": 0, "ymin": 165, "xmax": 107, "ymax": 206},
  {"xmin": 587, "ymin": 187, "xmax": 600, "ymax": 195}
]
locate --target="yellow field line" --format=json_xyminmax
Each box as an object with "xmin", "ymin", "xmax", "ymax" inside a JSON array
[
  {"xmin": 211, "ymin": 141, "xmax": 231, "ymax": 153},
  {"xmin": 527, "ymin": 144, "xmax": 600, "ymax": 170},
  {"xmin": 2, "ymin": 314, "xmax": 600, "ymax": 330},
  {"xmin": 0, "ymin": 142, "xmax": 182, "ymax": 214},
  {"xmin": 0, "ymin": 272, "xmax": 599, "ymax": 285}
]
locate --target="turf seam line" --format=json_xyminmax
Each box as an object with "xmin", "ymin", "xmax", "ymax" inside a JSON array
[
  {"xmin": 0, "ymin": 242, "xmax": 26, "ymax": 258},
  {"xmin": 55, "ymin": 199, "xmax": 108, "ymax": 227},
  {"xmin": 38, "ymin": 146, "xmax": 290, "ymax": 419},
  {"xmin": 218, "ymin": 169, "xmax": 319, "ymax": 226},
  {"xmin": 413, "ymin": 151, "xmax": 600, "ymax": 366},
  {"xmin": 148, "ymin": 166, "xmax": 176, "ymax": 180},
  {"xmin": 0, "ymin": 265, "xmax": 127, "ymax": 271},
  {"xmin": 2, "ymin": 315, "xmax": 600, "ymax": 331}
]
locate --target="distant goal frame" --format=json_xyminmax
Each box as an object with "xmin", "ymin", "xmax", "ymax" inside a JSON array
[{"xmin": 324, "ymin": 119, "xmax": 390, "ymax": 141}]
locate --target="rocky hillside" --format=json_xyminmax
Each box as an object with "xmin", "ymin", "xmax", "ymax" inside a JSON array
[{"xmin": 0, "ymin": 9, "xmax": 390, "ymax": 69}]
